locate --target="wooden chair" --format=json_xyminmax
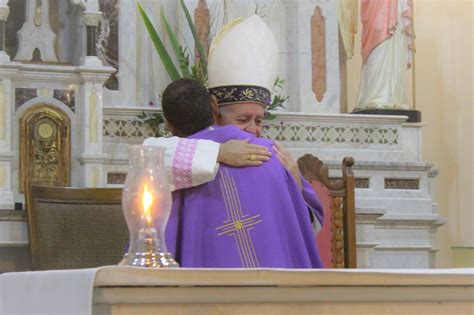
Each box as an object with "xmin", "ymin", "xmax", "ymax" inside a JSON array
[
  {"xmin": 298, "ymin": 155, "xmax": 357, "ymax": 268},
  {"xmin": 25, "ymin": 185, "xmax": 128, "ymax": 270}
]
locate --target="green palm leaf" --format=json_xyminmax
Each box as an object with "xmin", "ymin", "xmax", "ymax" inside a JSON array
[
  {"xmin": 179, "ymin": 0, "xmax": 207, "ymax": 77},
  {"xmin": 161, "ymin": 9, "xmax": 191, "ymax": 77},
  {"xmin": 137, "ymin": 2, "xmax": 180, "ymax": 81}
]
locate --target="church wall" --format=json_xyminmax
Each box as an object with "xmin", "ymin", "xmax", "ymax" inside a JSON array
[{"xmin": 346, "ymin": 0, "xmax": 473, "ymax": 267}]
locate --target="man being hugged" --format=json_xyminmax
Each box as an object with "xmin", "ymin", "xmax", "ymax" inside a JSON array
[{"xmin": 163, "ymin": 78, "xmax": 323, "ymax": 268}]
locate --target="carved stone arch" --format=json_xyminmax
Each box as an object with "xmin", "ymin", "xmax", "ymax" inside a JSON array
[{"xmin": 19, "ymin": 104, "xmax": 71, "ymax": 192}]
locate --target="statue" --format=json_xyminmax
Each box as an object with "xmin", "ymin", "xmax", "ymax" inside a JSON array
[{"xmin": 354, "ymin": 0, "xmax": 420, "ymax": 122}]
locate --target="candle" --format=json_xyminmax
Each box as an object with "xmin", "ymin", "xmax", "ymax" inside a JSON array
[{"xmin": 142, "ymin": 184, "xmax": 153, "ymax": 226}]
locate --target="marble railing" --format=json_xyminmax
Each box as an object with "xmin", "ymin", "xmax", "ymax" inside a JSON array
[{"xmin": 102, "ymin": 108, "xmax": 414, "ymax": 161}]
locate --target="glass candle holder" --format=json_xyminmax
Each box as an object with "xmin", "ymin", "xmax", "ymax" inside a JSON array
[{"xmin": 120, "ymin": 145, "xmax": 178, "ymax": 268}]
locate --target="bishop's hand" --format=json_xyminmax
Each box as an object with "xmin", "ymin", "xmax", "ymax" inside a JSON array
[
  {"xmin": 273, "ymin": 141, "xmax": 303, "ymax": 190},
  {"xmin": 218, "ymin": 139, "xmax": 271, "ymax": 167}
]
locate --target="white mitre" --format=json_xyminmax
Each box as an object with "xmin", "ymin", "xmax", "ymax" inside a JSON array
[{"xmin": 207, "ymin": 15, "xmax": 279, "ymax": 107}]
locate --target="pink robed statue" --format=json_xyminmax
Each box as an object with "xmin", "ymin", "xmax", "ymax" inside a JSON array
[{"xmin": 355, "ymin": 0, "xmax": 413, "ymax": 111}]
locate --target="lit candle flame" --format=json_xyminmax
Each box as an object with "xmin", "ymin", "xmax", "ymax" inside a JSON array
[{"xmin": 142, "ymin": 184, "xmax": 153, "ymax": 225}]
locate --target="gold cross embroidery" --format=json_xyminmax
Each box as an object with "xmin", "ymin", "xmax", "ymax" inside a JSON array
[{"xmin": 216, "ymin": 169, "xmax": 262, "ymax": 268}]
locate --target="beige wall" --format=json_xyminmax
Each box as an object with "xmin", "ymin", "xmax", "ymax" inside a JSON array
[{"xmin": 346, "ymin": 0, "xmax": 473, "ymax": 267}]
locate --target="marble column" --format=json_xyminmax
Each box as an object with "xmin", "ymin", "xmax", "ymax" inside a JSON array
[
  {"xmin": 0, "ymin": 3, "xmax": 10, "ymax": 63},
  {"xmin": 0, "ymin": 67, "xmax": 18, "ymax": 209},
  {"xmin": 81, "ymin": 11, "xmax": 103, "ymax": 66},
  {"xmin": 77, "ymin": 68, "xmax": 114, "ymax": 187}
]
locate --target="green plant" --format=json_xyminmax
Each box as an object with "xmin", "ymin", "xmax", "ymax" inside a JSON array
[
  {"xmin": 137, "ymin": 1, "xmax": 288, "ymax": 122},
  {"xmin": 266, "ymin": 76, "xmax": 289, "ymax": 119},
  {"xmin": 136, "ymin": 1, "xmax": 207, "ymax": 85},
  {"xmin": 137, "ymin": 110, "xmax": 166, "ymax": 136},
  {"xmin": 137, "ymin": 110, "xmax": 164, "ymax": 128}
]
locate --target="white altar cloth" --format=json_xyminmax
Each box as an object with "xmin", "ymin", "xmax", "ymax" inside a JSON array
[
  {"xmin": 1, "ymin": 267, "xmax": 473, "ymax": 315},
  {"xmin": 0, "ymin": 268, "xmax": 97, "ymax": 315}
]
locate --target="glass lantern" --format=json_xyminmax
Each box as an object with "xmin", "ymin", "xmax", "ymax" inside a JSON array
[{"xmin": 120, "ymin": 145, "xmax": 178, "ymax": 268}]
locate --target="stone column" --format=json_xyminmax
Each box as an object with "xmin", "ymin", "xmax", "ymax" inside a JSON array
[
  {"xmin": 81, "ymin": 11, "xmax": 103, "ymax": 66},
  {"xmin": 77, "ymin": 67, "xmax": 114, "ymax": 187},
  {"xmin": 0, "ymin": 3, "xmax": 10, "ymax": 63},
  {"xmin": 0, "ymin": 66, "xmax": 19, "ymax": 209}
]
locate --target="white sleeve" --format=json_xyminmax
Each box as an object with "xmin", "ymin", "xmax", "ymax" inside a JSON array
[{"xmin": 143, "ymin": 137, "xmax": 220, "ymax": 191}]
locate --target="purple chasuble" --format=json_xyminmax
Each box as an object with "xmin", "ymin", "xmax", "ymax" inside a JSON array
[{"xmin": 166, "ymin": 125, "xmax": 323, "ymax": 268}]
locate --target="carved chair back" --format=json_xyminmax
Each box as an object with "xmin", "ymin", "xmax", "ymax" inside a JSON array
[{"xmin": 298, "ymin": 155, "xmax": 357, "ymax": 268}]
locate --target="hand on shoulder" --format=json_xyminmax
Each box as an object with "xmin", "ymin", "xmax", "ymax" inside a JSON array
[{"xmin": 218, "ymin": 139, "xmax": 272, "ymax": 167}]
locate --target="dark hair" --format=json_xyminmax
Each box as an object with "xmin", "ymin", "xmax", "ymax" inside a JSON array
[{"xmin": 161, "ymin": 78, "xmax": 214, "ymax": 136}]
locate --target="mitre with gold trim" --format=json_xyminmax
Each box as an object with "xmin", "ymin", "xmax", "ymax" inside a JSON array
[{"xmin": 208, "ymin": 15, "xmax": 279, "ymax": 107}]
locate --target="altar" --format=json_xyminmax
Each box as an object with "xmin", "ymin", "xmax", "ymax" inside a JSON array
[{"xmin": 1, "ymin": 267, "xmax": 473, "ymax": 315}]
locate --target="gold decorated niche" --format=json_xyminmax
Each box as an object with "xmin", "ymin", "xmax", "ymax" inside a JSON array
[{"xmin": 20, "ymin": 104, "xmax": 71, "ymax": 191}]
